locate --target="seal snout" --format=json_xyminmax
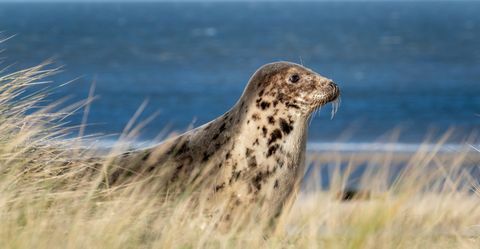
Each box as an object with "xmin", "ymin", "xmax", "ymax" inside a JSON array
[{"xmin": 326, "ymin": 80, "xmax": 340, "ymax": 102}]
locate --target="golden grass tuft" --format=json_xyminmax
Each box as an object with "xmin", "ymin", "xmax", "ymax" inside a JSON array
[{"xmin": 0, "ymin": 62, "xmax": 479, "ymax": 249}]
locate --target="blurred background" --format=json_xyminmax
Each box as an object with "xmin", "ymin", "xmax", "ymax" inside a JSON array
[{"xmin": 0, "ymin": 0, "xmax": 479, "ymax": 150}]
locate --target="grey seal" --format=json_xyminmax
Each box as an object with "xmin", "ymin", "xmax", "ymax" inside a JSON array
[{"xmin": 111, "ymin": 61, "xmax": 340, "ymax": 226}]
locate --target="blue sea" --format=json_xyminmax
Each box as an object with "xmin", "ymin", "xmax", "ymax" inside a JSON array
[{"xmin": 0, "ymin": 1, "xmax": 479, "ymax": 150}]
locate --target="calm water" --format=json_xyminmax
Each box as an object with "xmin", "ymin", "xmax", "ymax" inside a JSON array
[{"xmin": 0, "ymin": 2, "xmax": 479, "ymax": 147}]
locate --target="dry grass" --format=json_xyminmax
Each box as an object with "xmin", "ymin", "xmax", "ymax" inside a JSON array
[{"xmin": 0, "ymin": 62, "xmax": 479, "ymax": 249}]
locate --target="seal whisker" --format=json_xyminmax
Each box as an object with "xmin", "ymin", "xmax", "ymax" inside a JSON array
[
  {"xmin": 309, "ymin": 106, "xmax": 321, "ymax": 125},
  {"xmin": 315, "ymin": 107, "xmax": 321, "ymax": 119},
  {"xmin": 310, "ymin": 109, "xmax": 316, "ymax": 124},
  {"xmin": 331, "ymin": 97, "xmax": 341, "ymax": 119}
]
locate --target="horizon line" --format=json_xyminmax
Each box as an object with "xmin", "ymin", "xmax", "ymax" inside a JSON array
[{"xmin": 0, "ymin": 0, "xmax": 479, "ymax": 2}]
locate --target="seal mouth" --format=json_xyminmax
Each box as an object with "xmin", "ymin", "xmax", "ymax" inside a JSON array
[
  {"xmin": 320, "ymin": 82, "xmax": 341, "ymax": 119},
  {"xmin": 327, "ymin": 82, "xmax": 340, "ymax": 103},
  {"xmin": 311, "ymin": 82, "xmax": 340, "ymax": 109},
  {"xmin": 308, "ymin": 82, "xmax": 341, "ymax": 119},
  {"xmin": 326, "ymin": 82, "xmax": 341, "ymax": 119}
]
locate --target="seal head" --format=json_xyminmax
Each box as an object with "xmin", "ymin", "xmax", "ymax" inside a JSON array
[{"xmin": 243, "ymin": 62, "xmax": 339, "ymax": 117}]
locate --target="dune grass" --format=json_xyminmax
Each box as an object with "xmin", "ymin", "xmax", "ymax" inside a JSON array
[{"xmin": 0, "ymin": 62, "xmax": 479, "ymax": 249}]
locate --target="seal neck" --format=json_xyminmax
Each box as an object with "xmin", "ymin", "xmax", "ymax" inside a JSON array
[{"xmin": 227, "ymin": 97, "xmax": 308, "ymax": 162}]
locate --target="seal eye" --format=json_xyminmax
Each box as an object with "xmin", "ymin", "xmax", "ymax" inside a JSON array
[{"xmin": 289, "ymin": 74, "xmax": 300, "ymax": 83}]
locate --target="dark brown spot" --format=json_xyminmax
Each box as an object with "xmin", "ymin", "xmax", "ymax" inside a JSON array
[
  {"xmin": 258, "ymin": 89, "xmax": 264, "ymax": 97},
  {"xmin": 262, "ymin": 126, "xmax": 268, "ymax": 137},
  {"xmin": 260, "ymin": 101, "xmax": 270, "ymax": 110},
  {"xmin": 279, "ymin": 118, "xmax": 293, "ymax": 135},
  {"xmin": 225, "ymin": 151, "xmax": 231, "ymax": 159},
  {"xmin": 246, "ymin": 148, "xmax": 253, "ymax": 157},
  {"xmin": 230, "ymin": 170, "xmax": 241, "ymax": 184},
  {"xmin": 251, "ymin": 113, "xmax": 260, "ymax": 121},
  {"xmin": 252, "ymin": 172, "xmax": 264, "ymax": 191},
  {"xmin": 271, "ymin": 165, "xmax": 278, "ymax": 173},
  {"xmin": 219, "ymin": 123, "xmax": 226, "ymax": 133},
  {"xmin": 234, "ymin": 171, "xmax": 241, "ymax": 180},
  {"xmin": 267, "ymin": 144, "xmax": 279, "ymax": 157},
  {"xmin": 215, "ymin": 183, "xmax": 225, "ymax": 192},
  {"xmin": 274, "ymin": 179, "xmax": 279, "ymax": 189},
  {"xmin": 268, "ymin": 129, "xmax": 283, "ymax": 145},
  {"xmin": 286, "ymin": 103, "xmax": 300, "ymax": 109},
  {"xmin": 267, "ymin": 116, "xmax": 275, "ymax": 124},
  {"xmin": 202, "ymin": 152, "xmax": 211, "ymax": 162}
]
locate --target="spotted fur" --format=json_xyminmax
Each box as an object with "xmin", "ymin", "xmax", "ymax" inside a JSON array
[{"xmin": 114, "ymin": 61, "xmax": 339, "ymax": 227}]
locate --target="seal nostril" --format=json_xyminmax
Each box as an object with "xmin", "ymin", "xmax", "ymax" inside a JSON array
[{"xmin": 326, "ymin": 81, "xmax": 335, "ymax": 89}]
